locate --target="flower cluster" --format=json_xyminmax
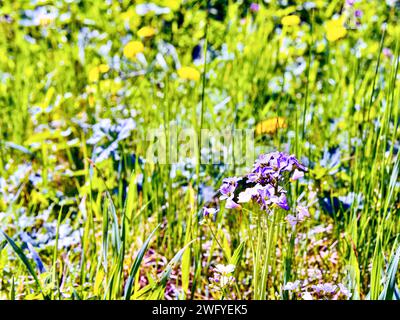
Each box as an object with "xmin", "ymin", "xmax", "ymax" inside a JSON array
[
  {"xmin": 219, "ymin": 152, "xmax": 307, "ymax": 213},
  {"xmin": 283, "ymin": 280, "xmax": 352, "ymax": 300},
  {"xmin": 209, "ymin": 264, "xmax": 236, "ymax": 291}
]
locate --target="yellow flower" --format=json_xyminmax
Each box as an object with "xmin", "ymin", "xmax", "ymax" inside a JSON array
[
  {"xmin": 326, "ymin": 19, "xmax": 347, "ymax": 42},
  {"xmin": 177, "ymin": 67, "xmax": 201, "ymax": 81},
  {"xmin": 255, "ymin": 117, "xmax": 287, "ymax": 135},
  {"xmin": 88, "ymin": 67, "xmax": 100, "ymax": 83},
  {"xmin": 162, "ymin": 0, "xmax": 181, "ymax": 10},
  {"xmin": 137, "ymin": 26, "xmax": 156, "ymax": 38},
  {"xmin": 281, "ymin": 15, "xmax": 300, "ymax": 26},
  {"xmin": 88, "ymin": 64, "xmax": 110, "ymax": 83},
  {"xmin": 98, "ymin": 64, "xmax": 110, "ymax": 73},
  {"xmin": 123, "ymin": 41, "xmax": 144, "ymax": 59}
]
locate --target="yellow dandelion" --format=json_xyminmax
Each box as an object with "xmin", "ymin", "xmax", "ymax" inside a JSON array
[
  {"xmin": 137, "ymin": 26, "xmax": 156, "ymax": 38},
  {"xmin": 123, "ymin": 41, "xmax": 144, "ymax": 59},
  {"xmin": 281, "ymin": 15, "xmax": 300, "ymax": 26},
  {"xmin": 177, "ymin": 66, "xmax": 201, "ymax": 81},
  {"xmin": 98, "ymin": 64, "xmax": 110, "ymax": 73},
  {"xmin": 88, "ymin": 67, "xmax": 100, "ymax": 83},
  {"xmin": 255, "ymin": 117, "xmax": 287, "ymax": 135},
  {"xmin": 326, "ymin": 19, "xmax": 347, "ymax": 42}
]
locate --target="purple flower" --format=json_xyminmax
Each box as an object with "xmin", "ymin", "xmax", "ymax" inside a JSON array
[
  {"xmin": 257, "ymin": 184, "xmax": 289, "ymax": 211},
  {"xmin": 219, "ymin": 183, "xmax": 235, "ymax": 200},
  {"xmin": 346, "ymin": 0, "xmax": 355, "ymax": 6},
  {"xmin": 354, "ymin": 9, "xmax": 363, "ymax": 18},
  {"xmin": 338, "ymin": 283, "xmax": 352, "ymax": 298},
  {"xmin": 296, "ymin": 205, "xmax": 310, "ymax": 220},
  {"xmin": 283, "ymin": 280, "xmax": 301, "ymax": 290},
  {"xmin": 219, "ymin": 176, "xmax": 241, "ymax": 200},
  {"xmin": 238, "ymin": 183, "xmax": 265, "ymax": 203},
  {"xmin": 312, "ymin": 283, "xmax": 337, "ymax": 294},
  {"xmin": 383, "ymin": 48, "xmax": 393, "ymax": 58},
  {"xmin": 247, "ymin": 172, "xmax": 260, "ymax": 183},
  {"xmin": 225, "ymin": 197, "xmax": 241, "ymax": 209},
  {"xmin": 291, "ymin": 169, "xmax": 304, "ymax": 181},
  {"xmin": 219, "ymin": 151, "xmax": 306, "ymax": 213},
  {"xmin": 250, "ymin": 152, "xmax": 306, "ymax": 183},
  {"xmin": 286, "ymin": 214, "xmax": 298, "ymax": 227},
  {"xmin": 276, "ymin": 193, "xmax": 290, "ymax": 210},
  {"xmin": 203, "ymin": 207, "xmax": 218, "ymax": 218},
  {"xmin": 250, "ymin": 3, "xmax": 260, "ymax": 12}
]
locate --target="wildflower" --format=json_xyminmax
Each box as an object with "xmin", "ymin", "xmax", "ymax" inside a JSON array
[
  {"xmin": 338, "ymin": 283, "xmax": 352, "ymax": 298},
  {"xmin": 87, "ymin": 118, "xmax": 136, "ymax": 163},
  {"xmin": 219, "ymin": 152, "xmax": 306, "ymax": 213},
  {"xmin": 203, "ymin": 207, "xmax": 218, "ymax": 219},
  {"xmin": 177, "ymin": 66, "xmax": 201, "ymax": 81},
  {"xmin": 291, "ymin": 168, "xmax": 304, "ymax": 181},
  {"xmin": 138, "ymin": 26, "xmax": 156, "ymax": 38},
  {"xmin": 312, "ymin": 283, "xmax": 337, "ymax": 294},
  {"xmin": 251, "ymin": 152, "xmax": 307, "ymax": 182},
  {"xmin": 249, "ymin": 3, "xmax": 260, "ymax": 12},
  {"xmin": 281, "ymin": 15, "xmax": 301, "ymax": 26},
  {"xmin": 283, "ymin": 280, "xmax": 300, "ymax": 291},
  {"xmin": 209, "ymin": 264, "xmax": 236, "ymax": 290},
  {"xmin": 296, "ymin": 205, "xmax": 310, "ymax": 221},
  {"xmin": 88, "ymin": 64, "xmax": 110, "ymax": 82},
  {"xmin": 354, "ymin": 9, "xmax": 363, "ymax": 18},
  {"xmin": 225, "ymin": 197, "xmax": 241, "ymax": 210},
  {"xmin": 286, "ymin": 214, "xmax": 299, "ymax": 227},
  {"xmin": 301, "ymin": 292, "xmax": 313, "ymax": 300},
  {"xmin": 215, "ymin": 264, "xmax": 235, "ymax": 274},
  {"xmin": 326, "ymin": 18, "xmax": 347, "ymax": 42},
  {"xmin": 258, "ymin": 185, "xmax": 290, "ymax": 211},
  {"xmin": 255, "ymin": 117, "xmax": 287, "ymax": 135},
  {"xmin": 123, "ymin": 41, "xmax": 144, "ymax": 59},
  {"xmin": 237, "ymin": 184, "xmax": 263, "ymax": 203},
  {"xmin": 383, "ymin": 47, "xmax": 393, "ymax": 58},
  {"xmin": 219, "ymin": 177, "xmax": 241, "ymax": 200}
]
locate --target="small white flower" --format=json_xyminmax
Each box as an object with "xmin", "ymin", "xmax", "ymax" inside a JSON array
[
  {"xmin": 215, "ymin": 264, "xmax": 235, "ymax": 274},
  {"xmin": 322, "ymin": 283, "xmax": 337, "ymax": 294},
  {"xmin": 283, "ymin": 280, "xmax": 301, "ymax": 291},
  {"xmin": 302, "ymin": 292, "xmax": 313, "ymax": 300},
  {"xmin": 338, "ymin": 283, "xmax": 352, "ymax": 298}
]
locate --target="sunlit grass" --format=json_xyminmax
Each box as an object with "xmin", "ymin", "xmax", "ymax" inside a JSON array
[{"xmin": 0, "ymin": 0, "xmax": 399, "ymax": 300}]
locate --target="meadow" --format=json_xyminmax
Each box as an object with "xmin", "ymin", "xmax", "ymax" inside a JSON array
[{"xmin": 0, "ymin": 0, "xmax": 399, "ymax": 300}]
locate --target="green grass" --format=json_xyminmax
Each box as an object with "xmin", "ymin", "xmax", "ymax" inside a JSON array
[{"xmin": 0, "ymin": 0, "xmax": 399, "ymax": 300}]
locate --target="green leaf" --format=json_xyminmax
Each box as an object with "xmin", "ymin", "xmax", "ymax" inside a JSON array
[
  {"xmin": 229, "ymin": 241, "xmax": 245, "ymax": 266},
  {"xmin": 1, "ymin": 230, "xmax": 47, "ymax": 299},
  {"xmin": 379, "ymin": 243, "xmax": 400, "ymax": 300},
  {"xmin": 124, "ymin": 224, "xmax": 160, "ymax": 300}
]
